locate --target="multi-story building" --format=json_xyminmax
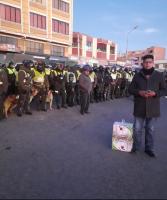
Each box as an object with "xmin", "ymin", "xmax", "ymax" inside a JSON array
[
  {"xmin": 0, "ymin": 0, "xmax": 73, "ymax": 63},
  {"xmin": 117, "ymin": 46, "xmax": 166, "ymax": 66},
  {"xmin": 71, "ymin": 32, "xmax": 117, "ymax": 66}
]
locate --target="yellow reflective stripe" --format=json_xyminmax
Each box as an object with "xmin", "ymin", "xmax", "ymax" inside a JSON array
[
  {"xmin": 45, "ymin": 68, "xmax": 51, "ymax": 76},
  {"xmin": 33, "ymin": 69, "xmax": 45, "ymax": 83},
  {"xmin": 7, "ymin": 68, "xmax": 15, "ymax": 75}
]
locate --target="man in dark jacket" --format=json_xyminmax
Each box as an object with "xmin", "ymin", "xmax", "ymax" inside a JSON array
[
  {"xmin": 129, "ymin": 55, "xmax": 166, "ymax": 157},
  {"xmin": 17, "ymin": 61, "xmax": 33, "ymax": 117},
  {"xmin": 0, "ymin": 65, "xmax": 8, "ymax": 120},
  {"xmin": 79, "ymin": 65, "xmax": 92, "ymax": 115}
]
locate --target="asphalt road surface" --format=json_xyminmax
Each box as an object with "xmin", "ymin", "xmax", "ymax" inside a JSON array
[{"xmin": 0, "ymin": 98, "xmax": 167, "ymax": 199}]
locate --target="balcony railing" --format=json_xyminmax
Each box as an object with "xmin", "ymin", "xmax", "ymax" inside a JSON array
[{"xmin": 97, "ymin": 51, "xmax": 107, "ymax": 59}]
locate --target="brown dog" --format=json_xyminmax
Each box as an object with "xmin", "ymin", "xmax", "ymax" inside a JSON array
[
  {"xmin": 46, "ymin": 90, "xmax": 53, "ymax": 110},
  {"xmin": 29, "ymin": 87, "xmax": 39, "ymax": 103},
  {"xmin": 3, "ymin": 95, "xmax": 19, "ymax": 118}
]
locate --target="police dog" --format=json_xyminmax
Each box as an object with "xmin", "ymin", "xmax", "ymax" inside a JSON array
[
  {"xmin": 46, "ymin": 90, "xmax": 53, "ymax": 110},
  {"xmin": 29, "ymin": 87, "xmax": 39, "ymax": 103},
  {"xmin": 3, "ymin": 95, "xmax": 19, "ymax": 118}
]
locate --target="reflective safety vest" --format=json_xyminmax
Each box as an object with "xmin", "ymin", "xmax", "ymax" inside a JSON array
[
  {"xmin": 116, "ymin": 72, "xmax": 122, "ymax": 79},
  {"xmin": 129, "ymin": 74, "xmax": 134, "ymax": 82},
  {"xmin": 53, "ymin": 70, "xmax": 66, "ymax": 77},
  {"xmin": 89, "ymin": 72, "xmax": 96, "ymax": 83},
  {"xmin": 67, "ymin": 72, "xmax": 76, "ymax": 83},
  {"xmin": 45, "ymin": 68, "xmax": 51, "ymax": 76},
  {"xmin": 76, "ymin": 70, "xmax": 81, "ymax": 80},
  {"xmin": 111, "ymin": 73, "xmax": 117, "ymax": 80},
  {"xmin": 16, "ymin": 70, "xmax": 31, "ymax": 84},
  {"xmin": 7, "ymin": 67, "xmax": 15, "ymax": 75},
  {"xmin": 33, "ymin": 69, "xmax": 45, "ymax": 83},
  {"xmin": 15, "ymin": 71, "xmax": 19, "ymax": 83},
  {"xmin": 0, "ymin": 69, "xmax": 4, "ymax": 85}
]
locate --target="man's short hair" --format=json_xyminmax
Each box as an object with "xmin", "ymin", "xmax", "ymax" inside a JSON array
[{"xmin": 142, "ymin": 54, "xmax": 154, "ymax": 62}]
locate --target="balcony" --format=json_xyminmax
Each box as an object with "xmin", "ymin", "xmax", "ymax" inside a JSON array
[
  {"xmin": 97, "ymin": 51, "xmax": 107, "ymax": 60},
  {"xmin": 86, "ymin": 51, "xmax": 92, "ymax": 58},
  {"xmin": 109, "ymin": 54, "xmax": 116, "ymax": 61},
  {"xmin": 72, "ymin": 48, "xmax": 82, "ymax": 56},
  {"xmin": 97, "ymin": 38, "xmax": 108, "ymax": 44}
]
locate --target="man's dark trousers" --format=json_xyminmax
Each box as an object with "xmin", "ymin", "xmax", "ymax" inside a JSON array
[
  {"xmin": 133, "ymin": 117, "xmax": 157, "ymax": 152},
  {"xmin": 80, "ymin": 91, "xmax": 90, "ymax": 113}
]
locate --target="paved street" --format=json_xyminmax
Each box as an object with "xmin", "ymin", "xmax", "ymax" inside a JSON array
[{"xmin": 0, "ymin": 97, "xmax": 167, "ymax": 199}]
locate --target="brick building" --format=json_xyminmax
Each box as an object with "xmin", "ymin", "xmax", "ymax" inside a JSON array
[
  {"xmin": 0, "ymin": 0, "xmax": 73, "ymax": 63},
  {"xmin": 70, "ymin": 32, "xmax": 117, "ymax": 66},
  {"xmin": 117, "ymin": 46, "xmax": 166, "ymax": 66}
]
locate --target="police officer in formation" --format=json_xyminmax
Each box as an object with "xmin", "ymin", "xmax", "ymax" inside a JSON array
[
  {"xmin": 17, "ymin": 61, "xmax": 33, "ymax": 117},
  {"xmin": 0, "ymin": 64, "xmax": 8, "ymax": 120},
  {"xmin": 0, "ymin": 60, "xmax": 135, "ymax": 119},
  {"xmin": 33, "ymin": 62, "xmax": 49, "ymax": 111},
  {"xmin": 51, "ymin": 64, "xmax": 68, "ymax": 109}
]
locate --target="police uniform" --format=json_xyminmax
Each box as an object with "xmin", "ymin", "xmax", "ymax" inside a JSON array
[
  {"xmin": 89, "ymin": 71, "xmax": 97, "ymax": 103},
  {"xmin": 111, "ymin": 70, "xmax": 117, "ymax": 99},
  {"xmin": 75, "ymin": 69, "xmax": 81, "ymax": 105},
  {"xmin": 66, "ymin": 70, "xmax": 76, "ymax": 107},
  {"xmin": 52, "ymin": 69, "xmax": 67, "ymax": 109},
  {"xmin": 103, "ymin": 69, "xmax": 113, "ymax": 101},
  {"xmin": 115, "ymin": 70, "xmax": 123, "ymax": 98},
  {"xmin": 17, "ymin": 64, "xmax": 33, "ymax": 117},
  {"xmin": 0, "ymin": 67, "xmax": 8, "ymax": 119},
  {"xmin": 6, "ymin": 62, "xmax": 16, "ymax": 95},
  {"xmin": 94, "ymin": 67, "xmax": 105, "ymax": 102},
  {"xmin": 33, "ymin": 66, "xmax": 49, "ymax": 111}
]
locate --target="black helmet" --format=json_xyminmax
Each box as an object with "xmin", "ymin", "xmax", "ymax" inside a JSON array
[
  {"xmin": 8, "ymin": 61, "xmax": 14, "ymax": 68},
  {"xmin": 37, "ymin": 64, "xmax": 44, "ymax": 72},
  {"xmin": 23, "ymin": 60, "xmax": 32, "ymax": 69}
]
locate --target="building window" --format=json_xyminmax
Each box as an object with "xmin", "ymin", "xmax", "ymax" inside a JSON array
[
  {"xmin": 72, "ymin": 37, "xmax": 82, "ymax": 48},
  {"xmin": 86, "ymin": 41, "xmax": 92, "ymax": 51},
  {"xmin": 30, "ymin": 0, "xmax": 45, "ymax": 4},
  {"xmin": 97, "ymin": 44, "xmax": 106, "ymax": 52},
  {"xmin": 0, "ymin": 3, "xmax": 21, "ymax": 23},
  {"xmin": 26, "ymin": 41, "xmax": 44, "ymax": 54},
  {"xmin": 52, "ymin": 19, "xmax": 69, "ymax": 35},
  {"xmin": 52, "ymin": 0, "xmax": 69, "ymax": 13},
  {"xmin": 30, "ymin": 13, "xmax": 46, "ymax": 30},
  {"xmin": 110, "ymin": 46, "xmax": 115, "ymax": 54},
  {"xmin": 52, "ymin": 45, "xmax": 65, "ymax": 56}
]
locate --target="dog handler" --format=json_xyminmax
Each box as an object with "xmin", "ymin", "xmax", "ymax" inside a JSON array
[
  {"xmin": 17, "ymin": 61, "xmax": 33, "ymax": 117},
  {"xmin": 0, "ymin": 64, "xmax": 8, "ymax": 120}
]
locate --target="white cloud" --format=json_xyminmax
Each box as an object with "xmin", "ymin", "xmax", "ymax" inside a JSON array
[{"xmin": 144, "ymin": 28, "xmax": 159, "ymax": 33}]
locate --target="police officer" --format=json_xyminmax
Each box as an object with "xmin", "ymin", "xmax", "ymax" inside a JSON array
[
  {"xmin": 103, "ymin": 67, "xmax": 113, "ymax": 101},
  {"xmin": 0, "ymin": 64, "xmax": 8, "ymax": 120},
  {"xmin": 110, "ymin": 67, "xmax": 117, "ymax": 99},
  {"xmin": 75, "ymin": 65, "xmax": 82, "ymax": 105},
  {"xmin": 89, "ymin": 68, "xmax": 97, "ymax": 103},
  {"xmin": 94, "ymin": 65, "xmax": 105, "ymax": 102},
  {"xmin": 66, "ymin": 67, "xmax": 77, "ymax": 107},
  {"xmin": 33, "ymin": 62, "xmax": 49, "ymax": 111},
  {"xmin": 52, "ymin": 64, "xmax": 68, "ymax": 109},
  {"xmin": 45, "ymin": 65, "xmax": 53, "ymax": 91},
  {"xmin": 6, "ymin": 61, "xmax": 16, "ymax": 95},
  {"xmin": 17, "ymin": 61, "xmax": 33, "ymax": 117},
  {"xmin": 115, "ymin": 68, "xmax": 123, "ymax": 98}
]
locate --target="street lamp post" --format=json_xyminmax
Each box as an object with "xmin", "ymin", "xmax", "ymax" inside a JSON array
[{"xmin": 125, "ymin": 26, "xmax": 138, "ymax": 64}]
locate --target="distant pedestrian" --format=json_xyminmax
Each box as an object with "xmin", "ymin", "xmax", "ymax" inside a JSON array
[
  {"xmin": 129, "ymin": 54, "xmax": 166, "ymax": 157},
  {"xmin": 79, "ymin": 65, "xmax": 92, "ymax": 115}
]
